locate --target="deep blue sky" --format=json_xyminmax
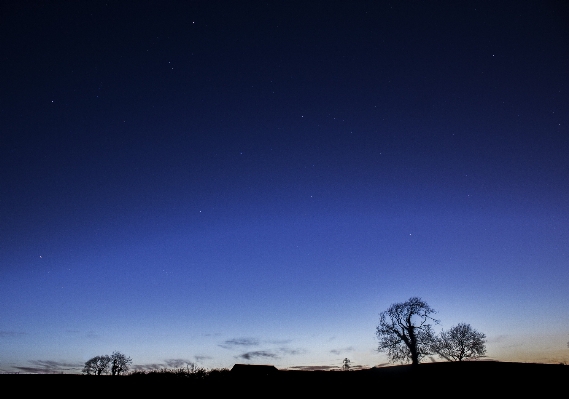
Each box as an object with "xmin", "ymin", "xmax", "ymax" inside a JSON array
[{"xmin": 1, "ymin": 0, "xmax": 568, "ymax": 373}]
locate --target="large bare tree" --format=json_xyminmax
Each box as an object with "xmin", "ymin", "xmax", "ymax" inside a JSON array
[
  {"xmin": 376, "ymin": 297, "xmax": 438, "ymax": 365},
  {"xmin": 432, "ymin": 323, "xmax": 486, "ymax": 361},
  {"xmin": 82, "ymin": 355, "xmax": 111, "ymax": 375},
  {"xmin": 110, "ymin": 351, "xmax": 132, "ymax": 375}
]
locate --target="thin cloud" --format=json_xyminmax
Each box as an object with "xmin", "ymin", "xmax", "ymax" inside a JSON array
[
  {"xmin": 0, "ymin": 331, "xmax": 26, "ymax": 338},
  {"xmin": 279, "ymin": 347, "xmax": 307, "ymax": 356},
  {"xmin": 501, "ymin": 342, "xmax": 523, "ymax": 349},
  {"xmin": 330, "ymin": 346, "xmax": 355, "ymax": 355},
  {"xmin": 219, "ymin": 337, "xmax": 260, "ymax": 349},
  {"xmin": 221, "ymin": 337, "xmax": 305, "ymax": 358},
  {"xmin": 14, "ymin": 360, "xmax": 81, "ymax": 374},
  {"xmin": 288, "ymin": 362, "xmax": 367, "ymax": 371},
  {"xmin": 266, "ymin": 339, "xmax": 293, "ymax": 345},
  {"xmin": 164, "ymin": 359, "xmax": 192, "ymax": 368},
  {"xmin": 345, "ymin": 363, "xmax": 366, "ymax": 370},
  {"xmin": 288, "ymin": 365, "xmax": 337, "ymax": 371},
  {"xmin": 236, "ymin": 351, "xmax": 278, "ymax": 360},
  {"xmin": 486, "ymin": 334, "xmax": 509, "ymax": 343},
  {"xmin": 194, "ymin": 355, "xmax": 212, "ymax": 362}
]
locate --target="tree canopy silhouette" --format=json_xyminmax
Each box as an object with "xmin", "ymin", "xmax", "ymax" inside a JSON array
[
  {"xmin": 432, "ymin": 323, "xmax": 487, "ymax": 361},
  {"xmin": 82, "ymin": 351, "xmax": 131, "ymax": 375},
  {"xmin": 82, "ymin": 355, "xmax": 111, "ymax": 375},
  {"xmin": 376, "ymin": 297, "xmax": 438, "ymax": 365},
  {"xmin": 110, "ymin": 351, "xmax": 132, "ymax": 375}
]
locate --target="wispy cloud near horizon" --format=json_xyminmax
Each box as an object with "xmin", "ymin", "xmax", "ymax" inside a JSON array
[
  {"xmin": 14, "ymin": 360, "xmax": 82, "ymax": 374},
  {"xmin": 194, "ymin": 355, "xmax": 213, "ymax": 363},
  {"xmin": 236, "ymin": 351, "xmax": 278, "ymax": 360},
  {"xmin": 164, "ymin": 358, "xmax": 192, "ymax": 368},
  {"xmin": 287, "ymin": 365, "xmax": 338, "ymax": 371},
  {"xmin": 279, "ymin": 347, "xmax": 307, "ymax": 356},
  {"xmin": 0, "ymin": 331, "xmax": 26, "ymax": 338},
  {"xmin": 330, "ymin": 346, "xmax": 355, "ymax": 355},
  {"xmin": 219, "ymin": 337, "xmax": 260, "ymax": 349}
]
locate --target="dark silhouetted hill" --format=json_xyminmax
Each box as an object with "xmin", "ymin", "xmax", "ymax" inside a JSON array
[{"xmin": 2, "ymin": 361, "xmax": 567, "ymax": 396}]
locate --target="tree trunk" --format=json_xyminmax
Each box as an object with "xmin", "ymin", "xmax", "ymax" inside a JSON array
[{"xmin": 409, "ymin": 326, "xmax": 419, "ymax": 366}]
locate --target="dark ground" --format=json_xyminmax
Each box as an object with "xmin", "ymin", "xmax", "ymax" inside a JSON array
[{"xmin": 3, "ymin": 362, "xmax": 567, "ymax": 397}]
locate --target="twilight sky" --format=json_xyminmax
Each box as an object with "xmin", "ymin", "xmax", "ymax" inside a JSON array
[{"xmin": 1, "ymin": 1, "xmax": 568, "ymax": 373}]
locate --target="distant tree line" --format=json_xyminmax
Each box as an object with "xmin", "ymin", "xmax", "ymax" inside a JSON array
[
  {"xmin": 376, "ymin": 297, "xmax": 487, "ymax": 365},
  {"xmin": 129, "ymin": 365, "xmax": 231, "ymax": 381},
  {"xmin": 82, "ymin": 354, "xmax": 233, "ymax": 380}
]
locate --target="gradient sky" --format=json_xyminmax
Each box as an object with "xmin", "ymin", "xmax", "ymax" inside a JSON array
[{"xmin": 1, "ymin": 1, "xmax": 568, "ymax": 373}]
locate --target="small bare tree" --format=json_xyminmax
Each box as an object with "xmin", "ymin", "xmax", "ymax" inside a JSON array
[
  {"xmin": 342, "ymin": 358, "xmax": 351, "ymax": 371},
  {"xmin": 82, "ymin": 355, "xmax": 111, "ymax": 375},
  {"xmin": 110, "ymin": 351, "xmax": 132, "ymax": 375},
  {"xmin": 432, "ymin": 323, "xmax": 486, "ymax": 361}
]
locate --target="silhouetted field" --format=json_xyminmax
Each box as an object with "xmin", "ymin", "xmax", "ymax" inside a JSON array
[{"xmin": 2, "ymin": 362, "xmax": 567, "ymax": 396}]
